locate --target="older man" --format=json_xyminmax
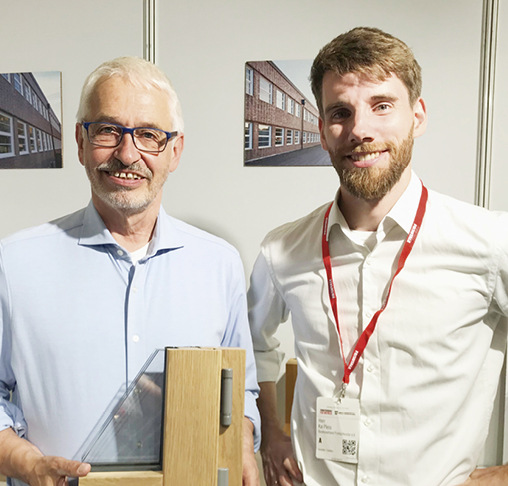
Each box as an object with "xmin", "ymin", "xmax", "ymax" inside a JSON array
[
  {"xmin": 0, "ymin": 57, "xmax": 260, "ymax": 485},
  {"xmin": 249, "ymin": 27, "xmax": 508, "ymax": 486}
]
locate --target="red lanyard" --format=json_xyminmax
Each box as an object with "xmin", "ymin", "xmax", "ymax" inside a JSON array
[{"xmin": 322, "ymin": 182, "xmax": 428, "ymax": 393}]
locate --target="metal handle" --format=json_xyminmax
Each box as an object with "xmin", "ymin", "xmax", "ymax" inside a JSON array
[
  {"xmin": 218, "ymin": 467, "xmax": 229, "ymax": 486},
  {"xmin": 220, "ymin": 368, "xmax": 233, "ymax": 427}
]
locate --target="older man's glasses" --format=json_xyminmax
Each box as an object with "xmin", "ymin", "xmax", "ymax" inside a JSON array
[{"xmin": 82, "ymin": 122, "xmax": 178, "ymax": 153}]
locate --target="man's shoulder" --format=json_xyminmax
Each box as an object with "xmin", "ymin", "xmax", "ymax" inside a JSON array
[
  {"xmin": 0, "ymin": 208, "xmax": 87, "ymax": 251},
  {"xmin": 262, "ymin": 202, "xmax": 331, "ymax": 249},
  {"xmin": 161, "ymin": 212, "xmax": 241, "ymax": 259},
  {"xmin": 427, "ymin": 189, "xmax": 508, "ymax": 223},
  {"xmin": 426, "ymin": 189, "xmax": 508, "ymax": 250}
]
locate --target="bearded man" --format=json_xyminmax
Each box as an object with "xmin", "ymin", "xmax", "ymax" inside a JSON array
[{"xmin": 248, "ymin": 27, "xmax": 508, "ymax": 486}]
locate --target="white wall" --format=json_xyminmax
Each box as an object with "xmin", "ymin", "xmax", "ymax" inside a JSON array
[
  {"xmin": 1, "ymin": 0, "xmax": 504, "ymax": 469},
  {"xmin": 0, "ymin": 0, "xmax": 143, "ymax": 237}
]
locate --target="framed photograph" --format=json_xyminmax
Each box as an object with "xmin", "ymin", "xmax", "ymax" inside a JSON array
[
  {"xmin": 244, "ymin": 60, "xmax": 330, "ymax": 167},
  {"xmin": 0, "ymin": 71, "xmax": 62, "ymax": 169}
]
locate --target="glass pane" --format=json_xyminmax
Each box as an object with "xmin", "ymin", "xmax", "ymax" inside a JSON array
[
  {"xmin": 29, "ymin": 127, "xmax": 36, "ymax": 152},
  {"xmin": 259, "ymin": 77, "xmax": 271, "ymax": 103},
  {"xmin": 244, "ymin": 123, "xmax": 251, "ymax": 149},
  {"xmin": 13, "ymin": 73, "xmax": 23, "ymax": 94},
  {"xmin": 37, "ymin": 130, "xmax": 42, "ymax": 151},
  {"xmin": 18, "ymin": 125, "xmax": 27, "ymax": 152},
  {"xmin": 75, "ymin": 349, "xmax": 165, "ymax": 470},
  {"xmin": 0, "ymin": 134, "xmax": 12, "ymax": 154},
  {"xmin": 275, "ymin": 128, "xmax": 283, "ymax": 146},
  {"xmin": 258, "ymin": 125, "xmax": 270, "ymax": 147},
  {"xmin": 0, "ymin": 114, "xmax": 10, "ymax": 132}
]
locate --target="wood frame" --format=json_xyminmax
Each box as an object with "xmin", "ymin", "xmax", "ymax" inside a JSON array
[
  {"xmin": 79, "ymin": 347, "xmax": 245, "ymax": 486},
  {"xmin": 284, "ymin": 358, "xmax": 297, "ymax": 436}
]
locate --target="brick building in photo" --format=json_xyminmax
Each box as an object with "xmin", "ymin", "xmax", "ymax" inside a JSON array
[
  {"xmin": 0, "ymin": 72, "xmax": 62, "ymax": 169},
  {"xmin": 244, "ymin": 61, "xmax": 321, "ymax": 164}
]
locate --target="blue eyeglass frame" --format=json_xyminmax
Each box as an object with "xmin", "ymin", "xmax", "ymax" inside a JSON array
[{"xmin": 82, "ymin": 121, "xmax": 179, "ymax": 153}]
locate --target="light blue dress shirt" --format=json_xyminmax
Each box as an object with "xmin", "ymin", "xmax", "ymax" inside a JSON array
[{"xmin": 0, "ymin": 202, "xmax": 260, "ymax": 484}]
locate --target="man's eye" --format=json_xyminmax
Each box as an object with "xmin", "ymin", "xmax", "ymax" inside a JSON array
[
  {"xmin": 331, "ymin": 109, "xmax": 350, "ymax": 120},
  {"xmin": 137, "ymin": 129, "xmax": 164, "ymax": 142},
  {"xmin": 97, "ymin": 125, "xmax": 120, "ymax": 135},
  {"xmin": 375, "ymin": 103, "xmax": 391, "ymax": 112}
]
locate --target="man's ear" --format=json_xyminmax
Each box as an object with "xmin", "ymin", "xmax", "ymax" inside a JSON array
[
  {"xmin": 168, "ymin": 134, "xmax": 184, "ymax": 173},
  {"xmin": 319, "ymin": 117, "xmax": 329, "ymax": 152},
  {"xmin": 413, "ymin": 98, "xmax": 427, "ymax": 138},
  {"xmin": 75, "ymin": 123, "xmax": 85, "ymax": 166}
]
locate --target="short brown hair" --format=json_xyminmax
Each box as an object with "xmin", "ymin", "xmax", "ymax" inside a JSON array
[{"xmin": 310, "ymin": 27, "xmax": 422, "ymax": 116}]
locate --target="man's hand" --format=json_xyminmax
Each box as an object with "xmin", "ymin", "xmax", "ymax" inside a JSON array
[
  {"xmin": 242, "ymin": 447, "xmax": 260, "ymax": 486},
  {"xmin": 260, "ymin": 429, "xmax": 302, "ymax": 486},
  {"xmin": 0, "ymin": 428, "xmax": 90, "ymax": 486},
  {"xmin": 257, "ymin": 382, "xmax": 303, "ymax": 486},
  {"xmin": 460, "ymin": 465, "xmax": 508, "ymax": 485},
  {"xmin": 242, "ymin": 417, "xmax": 260, "ymax": 486},
  {"xmin": 26, "ymin": 456, "xmax": 91, "ymax": 486}
]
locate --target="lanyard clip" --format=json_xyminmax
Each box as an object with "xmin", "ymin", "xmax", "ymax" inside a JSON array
[{"xmin": 338, "ymin": 382, "xmax": 348, "ymax": 403}]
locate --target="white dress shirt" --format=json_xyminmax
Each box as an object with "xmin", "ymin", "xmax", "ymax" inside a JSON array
[{"xmin": 248, "ymin": 173, "xmax": 508, "ymax": 486}]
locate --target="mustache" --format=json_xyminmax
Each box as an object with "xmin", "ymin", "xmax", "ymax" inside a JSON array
[
  {"xmin": 349, "ymin": 142, "xmax": 393, "ymax": 154},
  {"xmin": 330, "ymin": 142, "xmax": 393, "ymax": 158},
  {"xmin": 96, "ymin": 160, "xmax": 153, "ymax": 180}
]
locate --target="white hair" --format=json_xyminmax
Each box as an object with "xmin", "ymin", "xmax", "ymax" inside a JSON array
[{"xmin": 76, "ymin": 56, "xmax": 184, "ymax": 133}]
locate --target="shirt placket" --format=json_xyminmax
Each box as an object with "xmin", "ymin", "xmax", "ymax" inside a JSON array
[
  {"xmin": 125, "ymin": 260, "xmax": 147, "ymax": 383},
  {"xmin": 357, "ymin": 240, "xmax": 382, "ymax": 485}
]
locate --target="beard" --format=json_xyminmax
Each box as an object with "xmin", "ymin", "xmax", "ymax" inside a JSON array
[
  {"xmin": 330, "ymin": 131, "xmax": 414, "ymax": 201},
  {"xmin": 85, "ymin": 158, "xmax": 168, "ymax": 214}
]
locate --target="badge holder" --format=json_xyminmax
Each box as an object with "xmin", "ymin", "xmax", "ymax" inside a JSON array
[
  {"xmin": 316, "ymin": 396, "xmax": 360, "ymax": 464},
  {"xmin": 70, "ymin": 347, "xmax": 245, "ymax": 486}
]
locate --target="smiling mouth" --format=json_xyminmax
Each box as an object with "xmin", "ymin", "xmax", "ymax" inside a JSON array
[
  {"xmin": 349, "ymin": 151, "xmax": 384, "ymax": 162},
  {"xmin": 110, "ymin": 171, "xmax": 144, "ymax": 180}
]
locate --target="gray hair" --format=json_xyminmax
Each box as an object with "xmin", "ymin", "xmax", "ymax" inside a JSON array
[{"xmin": 76, "ymin": 56, "xmax": 184, "ymax": 133}]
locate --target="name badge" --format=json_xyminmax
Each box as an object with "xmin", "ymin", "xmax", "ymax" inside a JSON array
[{"xmin": 316, "ymin": 396, "xmax": 360, "ymax": 464}]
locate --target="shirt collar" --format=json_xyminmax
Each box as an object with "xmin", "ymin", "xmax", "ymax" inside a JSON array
[
  {"xmin": 78, "ymin": 202, "xmax": 117, "ymax": 247},
  {"xmin": 326, "ymin": 189, "xmax": 347, "ymax": 240},
  {"xmin": 384, "ymin": 171, "xmax": 423, "ymax": 235},
  {"xmin": 78, "ymin": 201, "xmax": 184, "ymax": 255},
  {"xmin": 327, "ymin": 171, "xmax": 423, "ymax": 239},
  {"xmin": 147, "ymin": 207, "xmax": 184, "ymax": 256}
]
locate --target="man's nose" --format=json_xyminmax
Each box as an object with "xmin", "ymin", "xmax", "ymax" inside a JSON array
[
  {"xmin": 113, "ymin": 132, "xmax": 141, "ymax": 166},
  {"xmin": 349, "ymin": 111, "xmax": 374, "ymax": 144}
]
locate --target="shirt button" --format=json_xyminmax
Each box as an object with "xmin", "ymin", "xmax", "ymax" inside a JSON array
[
  {"xmin": 117, "ymin": 249, "xmax": 124, "ymax": 256},
  {"xmin": 364, "ymin": 418, "xmax": 372, "ymax": 427},
  {"xmin": 366, "ymin": 364, "xmax": 375, "ymax": 373},
  {"xmin": 132, "ymin": 334, "xmax": 140, "ymax": 343},
  {"xmin": 361, "ymin": 476, "xmax": 370, "ymax": 484},
  {"xmin": 132, "ymin": 286, "xmax": 138, "ymax": 293}
]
